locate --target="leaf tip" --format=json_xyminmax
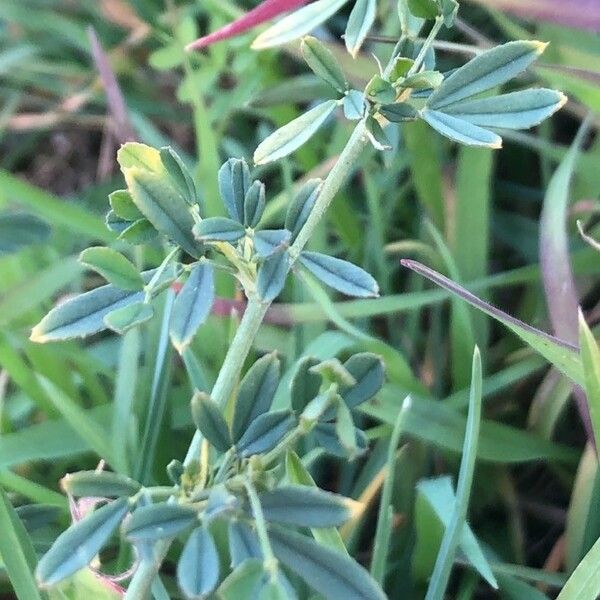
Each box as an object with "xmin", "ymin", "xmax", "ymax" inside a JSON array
[{"xmin": 29, "ymin": 325, "xmax": 47, "ymax": 344}]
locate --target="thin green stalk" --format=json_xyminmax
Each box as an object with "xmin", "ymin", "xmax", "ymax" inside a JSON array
[
  {"xmin": 425, "ymin": 348, "xmax": 484, "ymax": 600},
  {"xmin": 244, "ymin": 472, "xmax": 277, "ymax": 570},
  {"xmin": 408, "ymin": 17, "xmax": 444, "ymax": 76},
  {"xmin": 370, "ymin": 396, "xmax": 411, "ymax": 583}
]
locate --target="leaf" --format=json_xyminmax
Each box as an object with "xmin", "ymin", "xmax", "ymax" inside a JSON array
[
  {"xmin": 557, "ymin": 531, "xmax": 600, "ymax": 600},
  {"xmin": 341, "ymin": 352, "xmax": 385, "ymax": 409},
  {"xmin": 160, "ymin": 146, "xmax": 196, "ymax": 206},
  {"xmin": 232, "ymin": 353, "xmax": 280, "ymax": 442},
  {"xmin": 379, "ymin": 102, "xmax": 418, "ymax": 122},
  {"xmin": 415, "ymin": 477, "xmax": 497, "ymax": 588},
  {"xmin": 79, "ymin": 247, "xmax": 144, "ymax": 291},
  {"xmin": 268, "ymin": 525, "xmax": 387, "ymax": 600},
  {"xmin": 193, "ymin": 217, "xmax": 246, "ymax": 243},
  {"xmin": 285, "ymin": 179, "xmax": 322, "ymax": 241},
  {"xmin": 121, "ymin": 166, "xmax": 200, "ymax": 257},
  {"xmin": 299, "ymin": 251, "xmax": 379, "ymax": 298},
  {"xmin": 36, "ymin": 498, "xmax": 129, "ymax": 587},
  {"xmin": 426, "ymin": 348, "xmax": 491, "ymax": 598},
  {"xmin": 427, "ymin": 40, "xmax": 547, "ymax": 110},
  {"xmin": 0, "ymin": 487, "xmax": 44, "ymax": 600},
  {"xmin": 301, "ymin": 36, "xmax": 347, "ymax": 92},
  {"xmin": 343, "ymin": 90, "xmax": 366, "ymax": 120},
  {"xmin": 218, "ymin": 158, "xmax": 251, "ymax": 223},
  {"xmin": 365, "ymin": 115, "xmax": 392, "ymax": 150},
  {"xmin": 258, "ymin": 485, "xmax": 354, "ymax": 527},
  {"xmin": 285, "ymin": 451, "xmax": 348, "ymax": 553},
  {"xmin": 219, "ymin": 559, "xmax": 265, "ymax": 600},
  {"xmin": 345, "ymin": 0, "xmax": 376, "ymax": 57},
  {"xmin": 123, "ymin": 503, "xmax": 198, "ymax": 543},
  {"xmin": 30, "ymin": 271, "xmax": 155, "ymax": 342},
  {"xmin": 119, "ymin": 218, "xmax": 158, "ymax": 245},
  {"xmin": 253, "ymin": 229, "xmax": 291, "ymax": 258},
  {"xmin": 61, "ymin": 471, "xmax": 141, "ymax": 498},
  {"xmin": 402, "ymin": 70, "xmax": 444, "ymax": 90},
  {"xmin": 407, "ymin": 0, "xmax": 439, "ymax": 19},
  {"xmin": 177, "ymin": 526, "xmax": 220, "ymax": 600},
  {"xmin": 401, "ymin": 260, "xmax": 584, "ymax": 385},
  {"xmin": 228, "ymin": 520, "xmax": 262, "ymax": 567},
  {"xmin": 421, "ymin": 109, "xmax": 502, "ymax": 148},
  {"xmin": 104, "ymin": 301, "xmax": 154, "ymax": 334},
  {"xmin": 253, "ymin": 100, "xmax": 337, "ymax": 165},
  {"xmin": 290, "ymin": 356, "xmax": 322, "ymax": 413},
  {"xmin": 191, "ymin": 391, "xmax": 232, "ymax": 452},
  {"xmin": 336, "ymin": 400, "xmax": 358, "ymax": 456},
  {"xmin": 243, "ymin": 180, "xmax": 266, "ymax": 228},
  {"xmin": 251, "ymin": 0, "xmax": 350, "ymax": 49},
  {"xmin": 257, "ymin": 250, "xmax": 290, "ymax": 302},
  {"xmin": 365, "ymin": 75, "xmax": 396, "ymax": 104},
  {"xmin": 236, "ymin": 410, "xmax": 296, "ymax": 457},
  {"xmin": 0, "ymin": 213, "xmax": 51, "ymax": 255},
  {"xmin": 109, "ymin": 189, "xmax": 144, "ymax": 221},
  {"xmin": 313, "ymin": 422, "xmax": 368, "ymax": 458},
  {"xmin": 443, "ymin": 89, "xmax": 566, "ymax": 129},
  {"xmin": 170, "ymin": 263, "xmax": 215, "ymax": 353},
  {"xmin": 579, "ymin": 313, "xmax": 600, "ymax": 459}
]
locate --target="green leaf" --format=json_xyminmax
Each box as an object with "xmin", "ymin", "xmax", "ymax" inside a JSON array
[
  {"xmin": 228, "ymin": 520, "xmax": 262, "ymax": 567},
  {"xmin": 579, "ymin": 312, "xmax": 600, "ymax": 459},
  {"xmin": 343, "ymin": 90, "xmax": 366, "ymax": 120},
  {"xmin": 119, "ymin": 218, "xmax": 158, "ymax": 245},
  {"xmin": 344, "ymin": 0, "xmax": 376, "ymax": 57},
  {"xmin": 121, "ymin": 164, "xmax": 199, "ymax": 257},
  {"xmin": 117, "ymin": 141, "xmax": 164, "ymax": 171},
  {"xmin": 177, "ymin": 526, "xmax": 220, "ymax": 600},
  {"xmin": 232, "ymin": 353, "xmax": 280, "ymax": 442},
  {"xmin": 236, "ymin": 410, "xmax": 296, "ymax": 457},
  {"xmin": 428, "ymin": 40, "xmax": 547, "ymax": 110},
  {"xmin": 407, "ymin": 0, "xmax": 439, "ymax": 19},
  {"xmin": 257, "ymin": 250, "xmax": 290, "ymax": 302},
  {"xmin": 365, "ymin": 75, "xmax": 396, "ymax": 104},
  {"xmin": 426, "ymin": 348, "xmax": 491, "ymax": 599},
  {"xmin": 258, "ymin": 485, "xmax": 354, "ymax": 527},
  {"xmin": 421, "ymin": 109, "xmax": 502, "ymax": 148},
  {"xmin": 36, "ymin": 498, "xmax": 129, "ymax": 587},
  {"xmin": 253, "ymin": 229, "xmax": 291, "ymax": 258},
  {"xmin": 401, "ymin": 70, "xmax": 444, "ymax": 90},
  {"xmin": 416, "ymin": 477, "xmax": 497, "ymax": 588},
  {"xmin": 30, "ymin": 271, "xmax": 154, "ymax": 342},
  {"xmin": 336, "ymin": 400, "xmax": 359, "ymax": 456},
  {"xmin": 243, "ymin": 180, "xmax": 266, "ymax": 228},
  {"xmin": 557, "ymin": 533, "xmax": 600, "ymax": 600},
  {"xmin": 314, "ymin": 422, "xmax": 368, "ymax": 458},
  {"xmin": 379, "ymin": 102, "xmax": 418, "ymax": 122},
  {"xmin": 219, "ymin": 559, "xmax": 264, "ymax": 600},
  {"xmin": 444, "ymin": 88, "xmax": 566, "ymax": 129},
  {"xmin": 61, "ymin": 471, "xmax": 141, "ymax": 498},
  {"xmin": 79, "ymin": 247, "xmax": 144, "ymax": 291},
  {"xmin": 193, "ymin": 217, "xmax": 246, "ymax": 243},
  {"xmin": 310, "ymin": 358, "xmax": 356, "ymax": 387},
  {"xmin": 285, "ymin": 179, "xmax": 322, "ymax": 242},
  {"xmin": 401, "ymin": 260, "xmax": 584, "ymax": 385},
  {"xmin": 0, "ymin": 487, "xmax": 44, "ymax": 600},
  {"xmin": 0, "ymin": 213, "xmax": 50, "ymax": 255},
  {"xmin": 341, "ymin": 352, "xmax": 385, "ymax": 409},
  {"xmin": 191, "ymin": 391, "xmax": 232, "ymax": 452},
  {"xmin": 160, "ymin": 146, "xmax": 197, "ymax": 206},
  {"xmin": 253, "ymin": 100, "xmax": 337, "ymax": 165},
  {"xmin": 365, "ymin": 115, "xmax": 392, "ymax": 150},
  {"xmin": 251, "ymin": 0, "xmax": 351, "ymax": 49},
  {"xmin": 123, "ymin": 503, "xmax": 198, "ymax": 543},
  {"xmin": 109, "ymin": 189, "xmax": 144, "ymax": 222},
  {"xmin": 300, "ymin": 251, "xmax": 379, "ymax": 298},
  {"xmin": 104, "ymin": 301, "xmax": 154, "ymax": 334},
  {"xmin": 170, "ymin": 263, "xmax": 215, "ymax": 353},
  {"xmin": 301, "ymin": 36, "xmax": 347, "ymax": 93},
  {"xmin": 285, "ymin": 451, "xmax": 348, "ymax": 553},
  {"xmin": 268, "ymin": 525, "xmax": 386, "ymax": 600},
  {"xmin": 439, "ymin": 0, "xmax": 458, "ymax": 26},
  {"xmin": 290, "ymin": 356, "xmax": 322, "ymax": 413},
  {"xmin": 218, "ymin": 158, "xmax": 251, "ymax": 223}
]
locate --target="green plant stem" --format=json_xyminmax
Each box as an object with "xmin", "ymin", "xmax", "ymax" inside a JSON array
[
  {"xmin": 244, "ymin": 472, "xmax": 277, "ymax": 569},
  {"xmin": 408, "ymin": 16, "xmax": 444, "ymax": 76}
]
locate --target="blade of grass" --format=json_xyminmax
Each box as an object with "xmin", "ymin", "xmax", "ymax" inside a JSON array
[
  {"xmin": 579, "ymin": 311, "xmax": 600, "ymax": 459},
  {"xmin": 426, "ymin": 347, "xmax": 488, "ymax": 599},
  {"xmin": 0, "ymin": 487, "xmax": 45, "ymax": 600},
  {"xmin": 370, "ymin": 396, "xmax": 411, "ymax": 584},
  {"xmin": 0, "ymin": 470, "xmax": 67, "ymax": 508},
  {"xmin": 557, "ymin": 533, "xmax": 600, "ymax": 599}
]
